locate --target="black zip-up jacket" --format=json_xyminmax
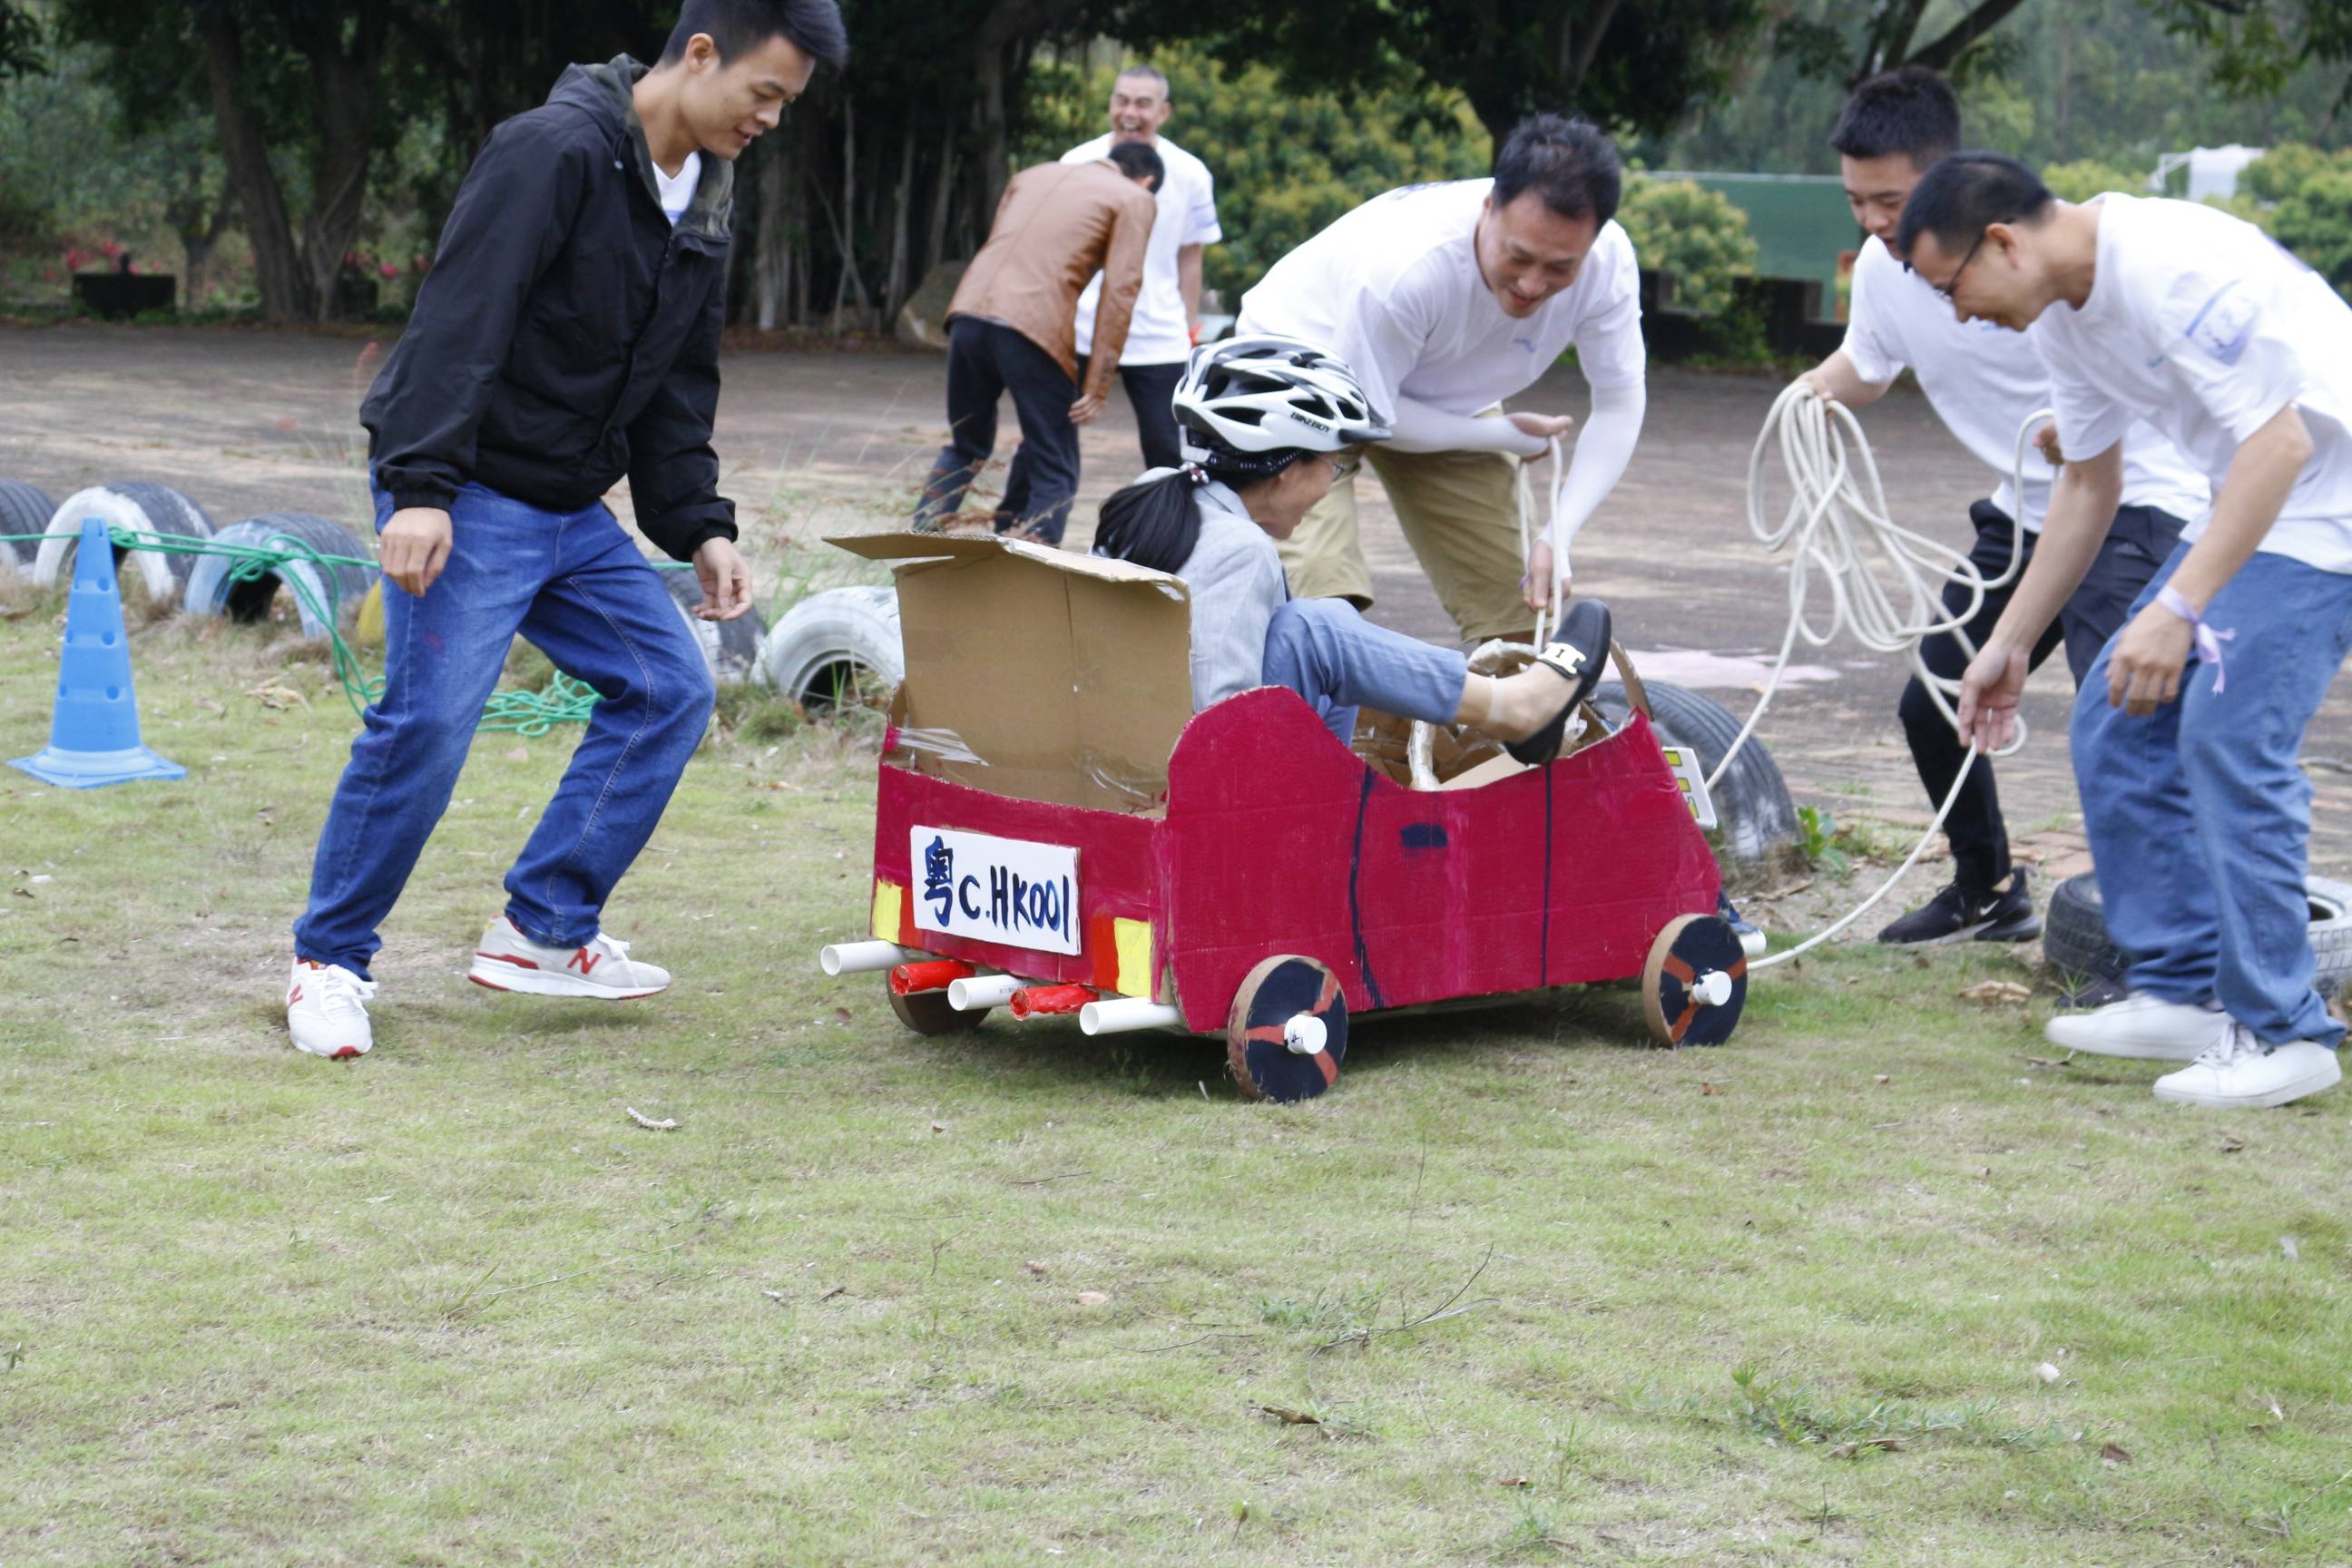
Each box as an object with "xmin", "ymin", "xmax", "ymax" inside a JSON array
[{"xmin": 362, "ymin": 56, "xmax": 735, "ymax": 560}]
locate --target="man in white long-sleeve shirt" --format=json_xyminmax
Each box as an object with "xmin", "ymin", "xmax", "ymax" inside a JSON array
[{"xmin": 1236, "ymin": 113, "xmax": 1645, "ymax": 642}]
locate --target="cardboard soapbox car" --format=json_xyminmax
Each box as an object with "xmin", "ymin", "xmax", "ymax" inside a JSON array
[{"xmin": 813, "ymin": 531, "xmax": 1749, "ymax": 1102}]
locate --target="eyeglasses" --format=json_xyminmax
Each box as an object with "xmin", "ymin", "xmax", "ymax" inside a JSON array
[
  {"xmin": 1926, "ymin": 230, "xmax": 1987, "ymax": 304},
  {"xmin": 1328, "ymin": 456, "xmax": 1361, "ymax": 482}
]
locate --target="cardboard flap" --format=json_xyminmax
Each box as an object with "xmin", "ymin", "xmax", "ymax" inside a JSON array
[
  {"xmin": 826, "ymin": 530, "xmax": 1193, "ymax": 596},
  {"xmin": 839, "ymin": 532, "xmax": 1197, "ymax": 812}
]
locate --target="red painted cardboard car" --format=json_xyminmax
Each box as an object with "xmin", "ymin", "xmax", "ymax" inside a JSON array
[{"xmin": 815, "ymin": 532, "xmax": 1747, "ymax": 1102}]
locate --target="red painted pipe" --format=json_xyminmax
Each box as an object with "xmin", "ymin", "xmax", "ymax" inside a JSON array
[
  {"xmin": 1008, "ymin": 983, "xmax": 1095, "ymax": 1019},
  {"xmin": 889, "ymin": 958, "xmax": 976, "ymax": 996}
]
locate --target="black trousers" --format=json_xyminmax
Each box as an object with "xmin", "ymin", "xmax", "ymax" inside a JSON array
[
  {"xmin": 918, "ymin": 318, "xmax": 1081, "ymax": 544},
  {"xmin": 1076, "ymin": 355, "xmax": 1186, "ymax": 475},
  {"xmin": 1901, "ymin": 499, "xmax": 2187, "ymax": 894}
]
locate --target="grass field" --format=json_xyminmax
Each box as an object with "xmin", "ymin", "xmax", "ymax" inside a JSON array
[{"xmin": 4, "ymin": 593, "xmax": 2348, "ymax": 1567}]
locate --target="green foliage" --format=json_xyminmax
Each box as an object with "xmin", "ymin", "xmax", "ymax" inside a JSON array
[
  {"xmin": 1795, "ymin": 803, "xmax": 1848, "ymax": 877},
  {"xmin": 2246, "ymin": 142, "xmax": 2352, "ymax": 302},
  {"xmin": 1019, "ymin": 46, "xmax": 1491, "ymax": 304},
  {"xmin": 0, "ymin": 0, "xmax": 44, "ymax": 80},
  {"xmin": 2038, "ymin": 158, "xmax": 2147, "ymax": 202},
  {"xmin": 1616, "ymin": 175, "xmax": 1757, "ymax": 318},
  {"xmin": 1649, "ymin": 0, "xmax": 2348, "ymax": 177}
]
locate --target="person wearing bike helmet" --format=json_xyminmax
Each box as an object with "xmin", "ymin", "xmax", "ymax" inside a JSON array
[{"xmin": 1092, "ymin": 334, "xmax": 1612, "ymax": 764}]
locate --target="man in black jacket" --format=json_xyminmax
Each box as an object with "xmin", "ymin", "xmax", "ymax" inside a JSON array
[{"xmin": 285, "ymin": 0, "xmax": 848, "ymax": 1060}]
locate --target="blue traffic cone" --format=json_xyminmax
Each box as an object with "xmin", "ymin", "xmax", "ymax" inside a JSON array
[{"xmin": 10, "ymin": 516, "xmax": 184, "ymax": 789}]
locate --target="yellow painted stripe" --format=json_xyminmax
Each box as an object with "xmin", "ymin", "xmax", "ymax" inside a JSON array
[
  {"xmin": 872, "ymin": 880, "xmax": 904, "ymax": 944},
  {"xmin": 1113, "ymin": 917, "xmax": 1153, "ymax": 999}
]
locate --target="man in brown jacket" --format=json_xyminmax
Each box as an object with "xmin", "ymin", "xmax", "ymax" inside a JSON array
[{"xmin": 915, "ymin": 141, "xmax": 1161, "ymax": 544}]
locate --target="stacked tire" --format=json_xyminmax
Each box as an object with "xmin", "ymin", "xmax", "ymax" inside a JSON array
[
  {"xmin": 759, "ymin": 584, "xmax": 904, "ymax": 710},
  {"xmin": 0, "ymin": 479, "xmax": 56, "ymax": 574},
  {"xmin": 183, "ymin": 514, "xmax": 379, "ymax": 640},
  {"xmin": 1590, "ymin": 679, "xmax": 1799, "ymax": 863},
  {"xmin": 2044, "ymin": 871, "xmax": 2352, "ymax": 996},
  {"xmin": 31, "ymin": 483, "xmax": 217, "ymax": 606}
]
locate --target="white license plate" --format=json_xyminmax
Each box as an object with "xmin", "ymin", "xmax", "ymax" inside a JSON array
[{"xmin": 909, "ymin": 827, "xmax": 1082, "ymax": 955}]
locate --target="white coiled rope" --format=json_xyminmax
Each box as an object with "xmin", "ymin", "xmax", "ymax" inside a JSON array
[{"xmin": 1732, "ymin": 385, "xmax": 2051, "ymax": 968}]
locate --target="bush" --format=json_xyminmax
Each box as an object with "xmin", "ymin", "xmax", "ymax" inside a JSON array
[
  {"xmin": 1614, "ymin": 175, "xmax": 1757, "ymax": 318},
  {"xmin": 2243, "ymin": 143, "xmax": 2352, "ymax": 305},
  {"xmin": 2040, "ymin": 158, "xmax": 2145, "ymax": 202}
]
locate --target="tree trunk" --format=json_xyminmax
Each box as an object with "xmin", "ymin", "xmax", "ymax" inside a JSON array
[
  {"xmin": 883, "ymin": 130, "xmax": 916, "ymax": 323},
  {"xmin": 297, "ymin": 10, "xmax": 386, "ymax": 320},
  {"xmin": 753, "ymin": 137, "xmax": 794, "ymax": 331},
  {"xmin": 203, "ymin": 5, "xmax": 310, "ymax": 322},
  {"xmin": 924, "ymin": 114, "xmax": 958, "ymax": 275}
]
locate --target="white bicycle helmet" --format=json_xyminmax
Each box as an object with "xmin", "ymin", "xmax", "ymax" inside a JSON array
[{"xmin": 1173, "ymin": 335, "xmax": 1393, "ymax": 475}]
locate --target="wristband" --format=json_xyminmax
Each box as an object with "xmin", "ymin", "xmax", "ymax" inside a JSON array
[{"xmin": 2155, "ymin": 584, "xmax": 2234, "ymax": 693}]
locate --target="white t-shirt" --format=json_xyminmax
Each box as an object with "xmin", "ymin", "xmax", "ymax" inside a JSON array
[
  {"xmin": 1842, "ymin": 234, "xmax": 2206, "ymax": 529},
  {"xmin": 2031, "ymin": 194, "xmax": 2352, "ymax": 573},
  {"xmin": 1236, "ymin": 178, "xmax": 1645, "ymax": 423},
  {"xmin": 1063, "ymin": 134, "xmax": 1221, "ymax": 365},
  {"xmin": 654, "ymin": 152, "xmax": 701, "ymax": 229}
]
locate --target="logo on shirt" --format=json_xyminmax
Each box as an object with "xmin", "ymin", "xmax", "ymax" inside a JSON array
[
  {"xmin": 2182, "ymin": 282, "xmax": 2256, "ymax": 368},
  {"xmin": 1512, "ymin": 336, "xmax": 1540, "ymax": 354}
]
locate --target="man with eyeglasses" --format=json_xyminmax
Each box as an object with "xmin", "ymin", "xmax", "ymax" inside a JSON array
[
  {"xmin": 1909, "ymin": 153, "xmax": 2352, "ymax": 1109},
  {"xmin": 1234, "ymin": 113, "xmax": 1645, "ymax": 646},
  {"xmin": 1795, "ymin": 67, "xmax": 2206, "ymax": 948}
]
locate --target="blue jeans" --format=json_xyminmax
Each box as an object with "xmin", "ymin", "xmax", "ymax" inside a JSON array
[
  {"xmin": 2072, "ymin": 544, "xmax": 2352, "ymax": 1047},
  {"xmin": 293, "ymin": 481, "xmax": 715, "ymax": 978},
  {"xmin": 1261, "ymin": 598, "xmax": 1468, "ymax": 744}
]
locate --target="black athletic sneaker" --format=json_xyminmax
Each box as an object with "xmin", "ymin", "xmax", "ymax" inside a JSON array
[{"xmin": 1877, "ymin": 867, "xmax": 2042, "ymax": 945}]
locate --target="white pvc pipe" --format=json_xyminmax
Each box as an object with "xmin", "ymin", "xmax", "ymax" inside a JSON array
[
  {"xmin": 819, "ymin": 939, "xmax": 915, "ymax": 976},
  {"xmin": 1078, "ymin": 997, "xmax": 1187, "ymax": 1036},
  {"xmin": 946, "ymin": 973, "xmax": 1023, "ymax": 1011}
]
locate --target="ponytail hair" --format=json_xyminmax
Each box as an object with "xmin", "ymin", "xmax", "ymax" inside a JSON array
[
  {"xmin": 1093, "ymin": 469, "xmax": 1205, "ymax": 573},
  {"xmin": 1093, "ymin": 451, "xmax": 1308, "ymax": 573}
]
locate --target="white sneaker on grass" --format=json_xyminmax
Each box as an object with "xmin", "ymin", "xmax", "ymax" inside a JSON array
[
  {"xmin": 466, "ymin": 914, "xmax": 671, "ymax": 999},
  {"xmin": 2152, "ymin": 1026, "xmax": 2341, "ymax": 1110},
  {"xmin": 286, "ymin": 958, "xmax": 375, "ymax": 1060},
  {"xmin": 2043, "ymin": 993, "xmax": 2229, "ymax": 1062}
]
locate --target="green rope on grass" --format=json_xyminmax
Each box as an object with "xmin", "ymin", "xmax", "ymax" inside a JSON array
[{"xmin": 0, "ymin": 525, "xmax": 691, "ymax": 733}]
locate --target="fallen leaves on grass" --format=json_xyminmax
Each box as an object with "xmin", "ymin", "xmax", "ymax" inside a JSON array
[
  {"xmin": 1957, "ymin": 980, "xmax": 2033, "ymax": 1006},
  {"xmin": 625, "ymin": 1107, "xmax": 679, "ymax": 1131},
  {"xmin": 2099, "ymin": 1442, "xmax": 2132, "ymax": 1465},
  {"xmin": 1075, "ymin": 1290, "xmax": 1112, "ymax": 1307},
  {"xmin": 1259, "ymin": 1406, "xmax": 1319, "ymax": 1426},
  {"xmin": 1024, "ymin": 1259, "xmax": 1048, "ymax": 1278},
  {"xmin": 245, "ymin": 681, "xmax": 309, "ymax": 710},
  {"xmin": 2220, "ymin": 1135, "xmax": 2247, "ymax": 1153},
  {"xmin": 2281, "ymin": 1235, "xmax": 2300, "ymax": 1262},
  {"xmin": 505, "ymin": 744, "xmax": 529, "ymax": 764}
]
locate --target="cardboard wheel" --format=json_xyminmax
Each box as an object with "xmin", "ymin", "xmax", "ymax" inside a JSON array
[
  {"xmin": 1641, "ymin": 914, "xmax": 1747, "ymax": 1047},
  {"xmin": 887, "ymin": 977, "xmax": 986, "ymax": 1035},
  {"xmin": 1225, "ymin": 955, "xmax": 1347, "ymax": 1102}
]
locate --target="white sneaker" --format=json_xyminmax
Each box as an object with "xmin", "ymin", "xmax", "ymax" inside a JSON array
[
  {"xmin": 2152, "ymin": 1026, "xmax": 2342, "ymax": 1109},
  {"xmin": 466, "ymin": 914, "xmax": 671, "ymax": 999},
  {"xmin": 2044, "ymin": 993, "xmax": 2230, "ymax": 1061},
  {"xmin": 286, "ymin": 957, "xmax": 375, "ymax": 1059}
]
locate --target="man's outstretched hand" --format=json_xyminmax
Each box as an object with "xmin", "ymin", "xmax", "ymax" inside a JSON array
[
  {"xmin": 692, "ymin": 536, "xmax": 753, "ymax": 621},
  {"xmin": 380, "ymin": 506, "xmax": 453, "ymax": 597}
]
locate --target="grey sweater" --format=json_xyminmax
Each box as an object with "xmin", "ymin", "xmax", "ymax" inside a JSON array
[{"xmin": 1173, "ymin": 478, "xmax": 1289, "ymax": 712}]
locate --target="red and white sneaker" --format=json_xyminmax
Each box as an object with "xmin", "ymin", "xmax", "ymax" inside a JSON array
[
  {"xmin": 466, "ymin": 915, "xmax": 671, "ymax": 999},
  {"xmin": 286, "ymin": 957, "xmax": 375, "ymax": 1059}
]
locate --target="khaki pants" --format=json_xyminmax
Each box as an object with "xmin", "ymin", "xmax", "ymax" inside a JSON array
[{"xmin": 1275, "ymin": 420, "xmax": 1531, "ymax": 643}]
